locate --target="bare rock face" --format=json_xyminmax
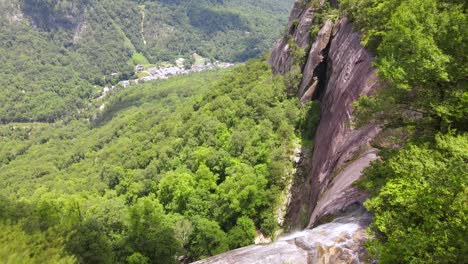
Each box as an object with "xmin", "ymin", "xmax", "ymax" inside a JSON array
[
  {"xmin": 285, "ymin": 16, "xmax": 380, "ymax": 229},
  {"xmin": 305, "ymin": 17, "xmax": 379, "ymax": 227},
  {"xmin": 192, "ymin": 212, "xmax": 370, "ymax": 264},
  {"xmin": 309, "ymin": 148, "xmax": 378, "ymax": 226},
  {"xmin": 298, "ymin": 19, "xmax": 334, "ymax": 100},
  {"xmin": 293, "ymin": 7, "xmax": 316, "ymax": 48},
  {"xmin": 268, "ymin": 1, "xmax": 304, "ymax": 74},
  {"xmin": 268, "ymin": 38, "xmax": 293, "ymax": 75},
  {"xmin": 287, "ymin": 0, "xmax": 307, "ymax": 27},
  {"xmin": 269, "ymin": 1, "xmax": 318, "ymax": 74}
]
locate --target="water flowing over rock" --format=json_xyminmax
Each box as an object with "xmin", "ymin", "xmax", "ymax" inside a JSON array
[{"xmin": 193, "ymin": 210, "xmax": 371, "ymax": 264}]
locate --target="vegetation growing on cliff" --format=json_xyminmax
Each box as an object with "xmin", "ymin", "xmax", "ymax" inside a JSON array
[
  {"xmin": 341, "ymin": 0, "xmax": 467, "ymax": 262},
  {"xmin": 0, "ymin": 60, "xmax": 306, "ymax": 262}
]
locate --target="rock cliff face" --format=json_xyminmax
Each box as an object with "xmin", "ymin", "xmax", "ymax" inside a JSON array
[
  {"xmin": 271, "ymin": 3, "xmax": 380, "ymax": 230},
  {"xmin": 303, "ymin": 17, "xmax": 379, "ymax": 228},
  {"xmin": 268, "ymin": 1, "xmax": 316, "ymax": 74},
  {"xmin": 193, "ymin": 1, "xmax": 380, "ymax": 263}
]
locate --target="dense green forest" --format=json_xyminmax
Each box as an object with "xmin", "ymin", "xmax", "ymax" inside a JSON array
[
  {"xmin": 0, "ymin": 0, "xmax": 466, "ymax": 263},
  {"xmin": 0, "ymin": 0, "xmax": 293, "ymax": 123},
  {"xmin": 339, "ymin": 0, "xmax": 467, "ymax": 263},
  {"xmin": 0, "ymin": 60, "xmax": 317, "ymax": 263}
]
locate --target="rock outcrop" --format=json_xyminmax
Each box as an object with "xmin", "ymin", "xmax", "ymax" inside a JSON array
[
  {"xmin": 193, "ymin": 210, "xmax": 370, "ymax": 264},
  {"xmin": 298, "ymin": 19, "xmax": 334, "ymax": 102},
  {"xmin": 293, "ymin": 7, "xmax": 316, "ymax": 48},
  {"xmin": 269, "ymin": 2, "xmax": 318, "ymax": 74},
  {"xmin": 282, "ymin": 13, "xmax": 380, "ymax": 230}
]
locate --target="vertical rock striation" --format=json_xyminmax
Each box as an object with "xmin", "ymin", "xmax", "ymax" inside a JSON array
[
  {"xmin": 304, "ymin": 17, "xmax": 380, "ymax": 227},
  {"xmin": 284, "ymin": 15, "xmax": 380, "ymax": 230}
]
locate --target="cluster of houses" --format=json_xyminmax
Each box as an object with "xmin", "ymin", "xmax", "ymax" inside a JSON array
[
  {"xmin": 135, "ymin": 60, "xmax": 234, "ymax": 83},
  {"xmin": 98, "ymin": 57, "xmax": 234, "ymax": 108}
]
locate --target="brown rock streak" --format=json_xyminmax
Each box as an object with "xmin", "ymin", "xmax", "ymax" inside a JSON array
[{"xmin": 306, "ymin": 17, "xmax": 379, "ymax": 227}]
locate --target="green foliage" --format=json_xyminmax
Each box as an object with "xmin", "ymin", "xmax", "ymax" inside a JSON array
[
  {"xmin": 65, "ymin": 219, "xmax": 113, "ymax": 264},
  {"xmin": 0, "ymin": 0, "xmax": 293, "ymax": 123},
  {"xmin": 158, "ymin": 171, "xmax": 196, "ymax": 213},
  {"xmin": 131, "ymin": 52, "xmax": 150, "ymax": 65},
  {"xmin": 343, "ymin": 0, "xmax": 467, "ymax": 131},
  {"xmin": 0, "ymin": 59, "xmax": 307, "ymax": 262},
  {"xmin": 283, "ymin": 39, "xmax": 306, "ymax": 94},
  {"xmin": 126, "ymin": 196, "xmax": 181, "ymax": 264},
  {"xmin": 188, "ymin": 218, "xmax": 229, "ymax": 260},
  {"xmin": 0, "ymin": 28, "xmax": 95, "ymax": 123},
  {"xmin": 298, "ymin": 100, "xmax": 321, "ymax": 145},
  {"xmin": 342, "ymin": 1, "xmax": 467, "ymax": 262},
  {"xmin": 0, "ymin": 223, "xmax": 76, "ymax": 264},
  {"xmin": 142, "ymin": 0, "xmax": 293, "ymax": 62},
  {"xmin": 227, "ymin": 216, "xmax": 257, "ymax": 249},
  {"xmin": 127, "ymin": 253, "xmax": 149, "ymax": 264},
  {"xmin": 361, "ymin": 134, "xmax": 468, "ymax": 264}
]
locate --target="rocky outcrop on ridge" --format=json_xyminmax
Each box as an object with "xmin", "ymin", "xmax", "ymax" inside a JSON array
[
  {"xmin": 298, "ymin": 19, "xmax": 334, "ymax": 102},
  {"xmin": 272, "ymin": 9, "xmax": 380, "ymax": 229},
  {"xmin": 269, "ymin": 1, "xmax": 317, "ymax": 74}
]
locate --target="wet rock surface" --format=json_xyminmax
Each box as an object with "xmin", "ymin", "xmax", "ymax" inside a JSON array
[{"xmin": 192, "ymin": 211, "xmax": 370, "ymax": 264}]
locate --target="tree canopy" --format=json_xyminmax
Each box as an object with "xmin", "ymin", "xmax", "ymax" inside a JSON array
[{"xmin": 0, "ymin": 59, "xmax": 312, "ymax": 262}]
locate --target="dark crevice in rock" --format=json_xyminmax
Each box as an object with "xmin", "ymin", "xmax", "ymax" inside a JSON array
[
  {"xmin": 285, "ymin": 17, "xmax": 379, "ymax": 230},
  {"xmin": 311, "ymin": 38, "xmax": 332, "ymax": 100},
  {"xmin": 297, "ymin": 19, "xmax": 334, "ymax": 101}
]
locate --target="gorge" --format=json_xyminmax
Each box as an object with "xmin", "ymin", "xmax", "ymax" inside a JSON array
[
  {"xmin": 0, "ymin": 0, "xmax": 465, "ymax": 263},
  {"xmin": 196, "ymin": 1, "xmax": 381, "ymax": 262}
]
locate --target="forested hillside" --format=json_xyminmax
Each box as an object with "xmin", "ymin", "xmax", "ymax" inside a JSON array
[
  {"xmin": 0, "ymin": 60, "xmax": 317, "ymax": 263},
  {"xmin": 0, "ymin": 0, "xmax": 293, "ymax": 123},
  {"xmin": 0, "ymin": 0, "xmax": 466, "ymax": 263}
]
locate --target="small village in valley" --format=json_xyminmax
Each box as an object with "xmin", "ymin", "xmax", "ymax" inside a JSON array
[{"xmin": 97, "ymin": 53, "xmax": 234, "ymax": 111}]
